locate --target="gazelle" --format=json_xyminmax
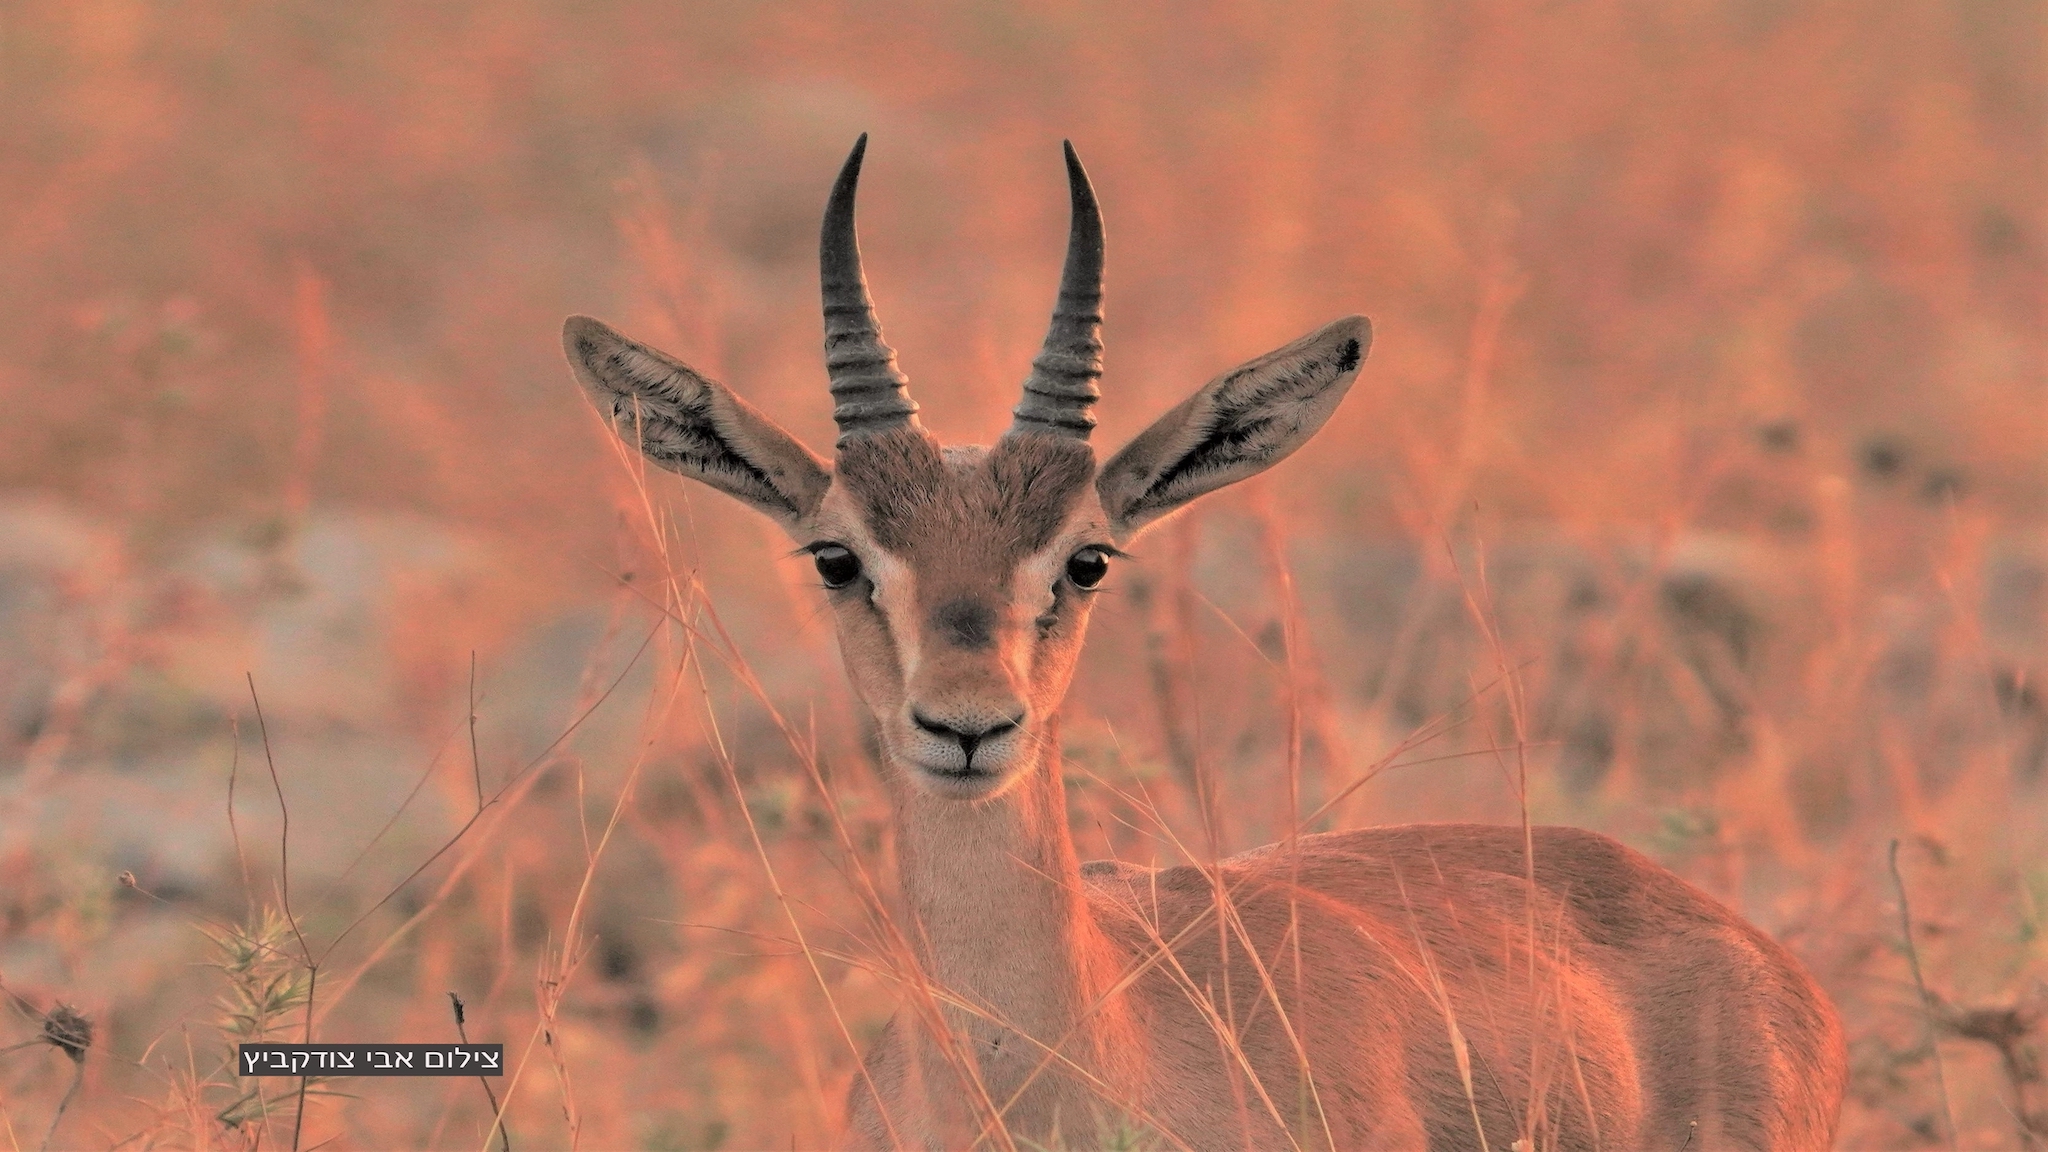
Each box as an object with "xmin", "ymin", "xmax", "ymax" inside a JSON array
[{"xmin": 563, "ymin": 137, "xmax": 1847, "ymax": 1150}]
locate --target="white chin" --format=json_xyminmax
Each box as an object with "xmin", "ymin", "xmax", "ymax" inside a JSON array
[{"xmin": 911, "ymin": 764, "xmax": 1009, "ymax": 797}]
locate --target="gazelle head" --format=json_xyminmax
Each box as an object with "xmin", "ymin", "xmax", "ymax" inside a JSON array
[{"xmin": 565, "ymin": 136, "xmax": 1369, "ymax": 800}]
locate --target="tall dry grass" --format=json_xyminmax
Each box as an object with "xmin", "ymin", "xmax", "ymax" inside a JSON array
[{"xmin": 0, "ymin": 0, "xmax": 2042, "ymax": 1147}]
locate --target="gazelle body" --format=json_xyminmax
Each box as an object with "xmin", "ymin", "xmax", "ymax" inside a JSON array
[{"xmin": 563, "ymin": 137, "xmax": 1847, "ymax": 1149}]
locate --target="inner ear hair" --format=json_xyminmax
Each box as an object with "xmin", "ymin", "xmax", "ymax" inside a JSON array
[
  {"xmin": 563, "ymin": 316, "xmax": 831, "ymax": 525},
  {"xmin": 1097, "ymin": 315, "xmax": 1370, "ymax": 536}
]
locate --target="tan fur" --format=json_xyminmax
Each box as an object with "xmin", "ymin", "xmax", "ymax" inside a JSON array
[{"xmin": 566, "ymin": 300, "xmax": 1846, "ymax": 1150}]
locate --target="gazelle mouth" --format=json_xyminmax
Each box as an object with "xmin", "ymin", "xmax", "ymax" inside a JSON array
[
  {"xmin": 917, "ymin": 762, "xmax": 999, "ymax": 780},
  {"xmin": 911, "ymin": 761, "xmax": 1009, "ymax": 796}
]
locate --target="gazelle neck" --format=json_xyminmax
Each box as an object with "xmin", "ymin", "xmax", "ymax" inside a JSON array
[{"xmin": 883, "ymin": 715, "xmax": 1142, "ymax": 1126}]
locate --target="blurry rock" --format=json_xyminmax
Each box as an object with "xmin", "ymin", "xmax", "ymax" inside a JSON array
[
  {"xmin": 0, "ymin": 499, "xmax": 122, "ymax": 767},
  {"xmin": 167, "ymin": 509, "xmax": 508, "ymax": 732}
]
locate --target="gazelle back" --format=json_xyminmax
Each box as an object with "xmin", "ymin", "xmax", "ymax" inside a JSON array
[{"xmin": 563, "ymin": 136, "xmax": 1847, "ymax": 1150}]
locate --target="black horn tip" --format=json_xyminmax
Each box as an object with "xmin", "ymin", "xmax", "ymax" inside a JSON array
[
  {"xmin": 829, "ymin": 135, "xmax": 870, "ymax": 209},
  {"xmin": 1062, "ymin": 142, "xmax": 1094, "ymax": 205},
  {"xmin": 822, "ymin": 134, "xmax": 873, "ymax": 285}
]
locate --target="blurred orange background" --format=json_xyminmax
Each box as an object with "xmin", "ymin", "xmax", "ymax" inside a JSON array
[{"xmin": 0, "ymin": 1, "xmax": 2041, "ymax": 1147}]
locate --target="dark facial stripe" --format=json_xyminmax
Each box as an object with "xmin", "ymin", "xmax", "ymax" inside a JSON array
[{"xmin": 931, "ymin": 598, "xmax": 997, "ymax": 650}]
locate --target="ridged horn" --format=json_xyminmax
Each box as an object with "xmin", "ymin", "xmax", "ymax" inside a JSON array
[
  {"xmin": 1008, "ymin": 140, "xmax": 1104, "ymax": 441},
  {"xmin": 821, "ymin": 134, "xmax": 918, "ymax": 445}
]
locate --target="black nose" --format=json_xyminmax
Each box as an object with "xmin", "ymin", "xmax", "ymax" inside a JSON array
[{"xmin": 911, "ymin": 711, "xmax": 1022, "ymax": 765}]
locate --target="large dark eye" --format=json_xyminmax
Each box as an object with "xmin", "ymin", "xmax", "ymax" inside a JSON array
[
  {"xmin": 1065, "ymin": 548, "xmax": 1109, "ymax": 590},
  {"xmin": 813, "ymin": 545, "xmax": 862, "ymax": 589}
]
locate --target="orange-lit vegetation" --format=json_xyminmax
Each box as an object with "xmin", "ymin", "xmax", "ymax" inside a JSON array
[{"xmin": 0, "ymin": 1, "xmax": 2042, "ymax": 1148}]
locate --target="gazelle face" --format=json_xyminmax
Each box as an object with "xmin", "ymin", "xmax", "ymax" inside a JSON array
[
  {"xmin": 563, "ymin": 137, "xmax": 1370, "ymax": 800},
  {"xmin": 807, "ymin": 429, "xmax": 1110, "ymax": 796}
]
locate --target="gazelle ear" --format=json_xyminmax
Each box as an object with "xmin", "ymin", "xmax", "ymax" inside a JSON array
[
  {"xmin": 1096, "ymin": 316, "xmax": 1371, "ymax": 539},
  {"xmin": 564, "ymin": 316, "xmax": 832, "ymax": 530}
]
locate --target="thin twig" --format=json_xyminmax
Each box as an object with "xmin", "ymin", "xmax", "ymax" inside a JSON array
[
  {"xmin": 5, "ymin": 999, "xmax": 93, "ymax": 1152},
  {"xmin": 449, "ymin": 993, "xmax": 510, "ymax": 1152},
  {"xmin": 36, "ymin": 1059, "xmax": 83, "ymax": 1152},
  {"xmin": 469, "ymin": 651, "xmax": 484, "ymax": 814},
  {"xmin": 228, "ymin": 718, "xmax": 252, "ymax": 917},
  {"xmin": 246, "ymin": 673, "xmax": 316, "ymax": 1152},
  {"xmin": 334, "ymin": 715, "xmax": 468, "ymax": 888},
  {"xmin": 295, "ymin": 966, "xmax": 320, "ymax": 1150},
  {"xmin": 316, "ymin": 619, "xmax": 659, "ymax": 972},
  {"xmin": 1889, "ymin": 839, "xmax": 1959, "ymax": 1152},
  {"xmin": 116, "ymin": 871, "xmax": 297, "ymax": 968},
  {"xmin": 246, "ymin": 676, "xmax": 310, "ymax": 963}
]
